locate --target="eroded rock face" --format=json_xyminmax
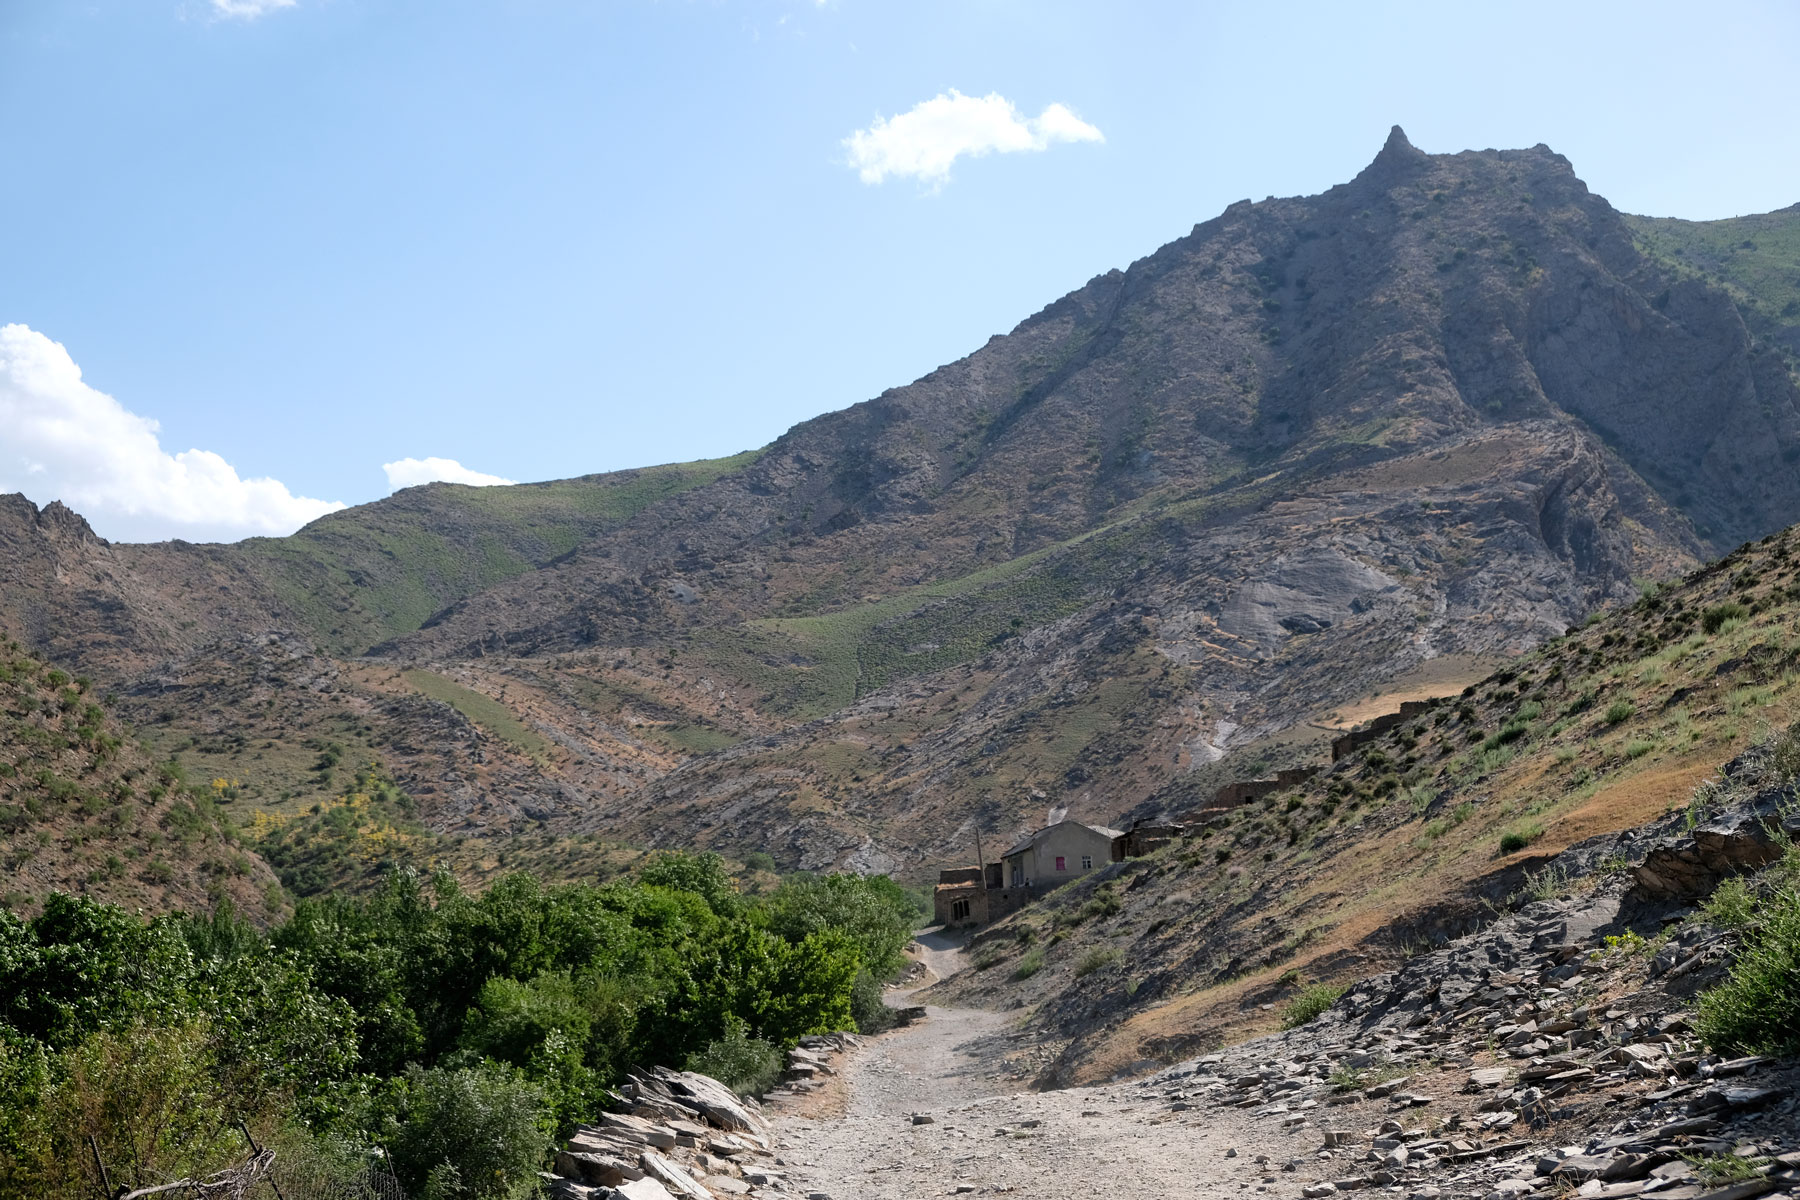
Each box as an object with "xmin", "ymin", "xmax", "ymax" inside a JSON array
[{"xmin": 1631, "ymin": 785, "xmax": 1800, "ymax": 901}]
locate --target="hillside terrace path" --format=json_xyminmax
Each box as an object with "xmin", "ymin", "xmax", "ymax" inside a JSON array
[{"xmin": 774, "ymin": 929, "xmax": 1304, "ymax": 1200}]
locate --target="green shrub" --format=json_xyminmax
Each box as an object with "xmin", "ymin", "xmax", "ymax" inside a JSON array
[
  {"xmin": 387, "ymin": 1062, "xmax": 551, "ymax": 1200},
  {"xmin": 1077, "ymin": 888, "xmax": 1122, "ymax": 923},
  {"xmin": 761, "ymin": 872, "xmax": 917, "ymax": 979},
  {"xmin": 0, "ymin": 1020, "xmax": 256, "ymax": 1200},
  {"xmin": 1489, "ymin": 721, "xmax": 1530, "ymax": 747},
  {"xmin": 848, "ymin": 968, "xmax": 896, "ymax": 1036},
  {"xmin": 1696, "ymin": 862, "xmax": 1800, "ymax": 1056},
  {"xmin": 686, "ymin": 1019, "xmax": 783, "ymax": 1098},
  {"xmin": 639, "ymin": 851, "xmax": 740, "ymax": 915},
  {"xmin": 1280, "ymin": 983, "xmax": 1345, "ymax": 1029},
  {"xmin": 1012, "ymin": 949, "xmax": 1046, "ymax": 980},
  {"xmin": 1702, "ymin": 877, "xmax": 1755, "ymax": 930},
  {"xmin": 1702, "ymin": 602, "xmax": 1749, "ymax": 635},
  {"xmin": 1683, "ymin": 1153, "xmax": 1770, "ymax": 1186},
  {"xmin": 1603, "ymin": 700, "xmax": 1635, "ymax": 726},
  {"xmin": 1498, "ymin": 824, "xmax": 1545, "ymax": 855},
  {"xmin": 1074, "ymin": 948, "xmax": 1121, "ymax": 978}
]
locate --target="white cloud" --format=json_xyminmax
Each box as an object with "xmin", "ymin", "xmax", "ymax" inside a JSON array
[
  {"xmin": 382, "ymin": 457, "xmax": 517, "ymax": 491},
  {"xmin": 844, "ymin": 89, "xmax": 1103, "ymax": 187},
  {"xmin": 209, "ymin": 0, "xmax": 296, "ymax": 18},
  {"xmin": 0, "ymin": 324, "xmax": 345, "ymax": 543}
]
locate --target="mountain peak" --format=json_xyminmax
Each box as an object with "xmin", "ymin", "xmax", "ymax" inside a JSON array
[{"xmin": 1376, "ymin": 123, "xmax": 1426, "ymax": 165}]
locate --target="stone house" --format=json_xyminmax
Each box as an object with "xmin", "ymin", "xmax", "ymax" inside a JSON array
[{"xmin": 932, "ymin": 862, "xmax": 1034, "ymax": 929}]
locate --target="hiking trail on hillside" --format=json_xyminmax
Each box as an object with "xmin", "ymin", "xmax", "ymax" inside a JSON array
[{"xmin": 774, "ymin": 931, "xmax": 1306, "ymax": 1199}]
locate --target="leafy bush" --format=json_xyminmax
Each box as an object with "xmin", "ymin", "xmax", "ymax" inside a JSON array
[
  {"xmin": 686, "ymin": 1019, "xmax": 782, "ymax": 1098},
  {"xmin": 1603, "ymin": 700, "xmax": 1635, "ymax": 726},
  {"xmin": 1702, "ymin": 601, "xmax": 1749, "ymax": 634},
  {"xmin": 0, "ymin": 1020, "xmax": 252, "ymax": 1200},
  {"xmin": 848, "ymin": 969, "xmax": 896, "ymax": 1036},
  {"xmin": 761, "ymin": 872, "xmax": 916, "ymax": 980},
  {"xmin": 639, "ymin": 851, "xmax": 739, "ymax": 916},
  {"xmin": 0, "ymin": 861, "xmax": 920, "ymax": 1195},
  {"xmin": 1280, "ymin": 983, "xmax": 1345, "ymax": 1029},
  {"xmin": 386, "ymin": 1062, "xmax": 550, "ymax": 1200}
]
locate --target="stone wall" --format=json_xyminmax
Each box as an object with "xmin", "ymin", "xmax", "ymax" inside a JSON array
[{"xmin": 1330, "ymin": 700, "xmax": 1436, "ymax": 761}]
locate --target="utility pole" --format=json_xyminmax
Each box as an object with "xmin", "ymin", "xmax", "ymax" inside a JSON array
[{"xmin": 975, "ymin": 828, "xmax": 986, "ymax": 884}]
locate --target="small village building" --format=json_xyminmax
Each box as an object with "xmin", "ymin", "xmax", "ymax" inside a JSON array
[
  {"xmin": 933, "ymin": 866, "xmax": 985, "ymax": 927},
  {"xmin": 931, "ymin": 819, "xmax": 1128, "ymax": 929},
  {"xmin": 932, "ymin": 862, "xmax": 1034, "ymax": 929},
  {"xmin": 998, "ymin": 820, "xmax": 1122, "ymax": 889}
]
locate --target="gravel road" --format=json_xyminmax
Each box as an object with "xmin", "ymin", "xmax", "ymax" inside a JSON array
[{"xmin": 775, "ymin": 932, "xmax": 1306, "ymax": 1199}]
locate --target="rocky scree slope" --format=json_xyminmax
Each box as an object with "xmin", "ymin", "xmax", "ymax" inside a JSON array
[
  {"xmin": 932, "ymin": 519, "xmax": 1800, "ymax": 1083},
  {"xmin": 1108, "ymin": 765, "xmax": 1800, "ymax": 1200},
  {"xmin": 2, "ymin": 131, "xmax": 1799, "ymax": 877}
]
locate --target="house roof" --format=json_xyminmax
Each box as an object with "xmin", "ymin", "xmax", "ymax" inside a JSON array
[{"xmin": 998, "ymin": 820, "xmax": 1123, "ymax": 859}]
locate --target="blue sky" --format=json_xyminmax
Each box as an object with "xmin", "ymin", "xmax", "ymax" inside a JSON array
[{"xmin": 3, "ymin": 0, "xmax": 1798, "ymax": 541}]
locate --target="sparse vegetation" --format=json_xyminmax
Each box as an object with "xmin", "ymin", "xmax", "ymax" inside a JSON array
[
  {"xmin": 1280, "ymin": 982, "xmax": 1345, "ymax": 1028},
  {"xmin": 1073, "ymin": 947, "xmax": 1122, "ymax": 977}
]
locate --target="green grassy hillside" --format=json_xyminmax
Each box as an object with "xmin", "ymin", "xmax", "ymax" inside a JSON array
[
  {"xmin": 233, "ymin": 451, "xmax": 760, "ymax": 653},
  {"xmin": 1627, "ymin": 205, "xmax": 1800, "ymax": 331},
  {"xmin": 0, "ymin": 642, "xmax": 283, "ymax": 920}
]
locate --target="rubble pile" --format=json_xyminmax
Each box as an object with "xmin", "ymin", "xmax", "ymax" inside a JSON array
[
  {"xmin": 763, "ymin": 1033, "xmax": 860, "ymax": 1105},
  {"xmin": 543, "ymin": 1067, "xmax": 789, "ymax": 1200}
]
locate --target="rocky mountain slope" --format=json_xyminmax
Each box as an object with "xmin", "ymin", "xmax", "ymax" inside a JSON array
[
  {"xmin": 2, "ymin": 130, "xmax": 1798, "ymax": 879},
  {"xmin": 929, "ymin": 518, "xmax": 1800, "ymax": 1085}
]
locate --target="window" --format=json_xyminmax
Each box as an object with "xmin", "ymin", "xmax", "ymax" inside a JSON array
[
  {"xmin": 1081, "ymin": 855, "xmax": 1093, "ymax": 870},
  {"xmin": 1055, "ymin": 856, "xmax": 1067, "ymax": 871},
  {"xmin": 951, "ymin": 898, "xmax": 971, "ymax": 921}
]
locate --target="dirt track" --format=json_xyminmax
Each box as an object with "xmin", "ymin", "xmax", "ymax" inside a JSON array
[{"xmin": 775, "ymin": 931, "xmax": 1305, "ymax": 1199}]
